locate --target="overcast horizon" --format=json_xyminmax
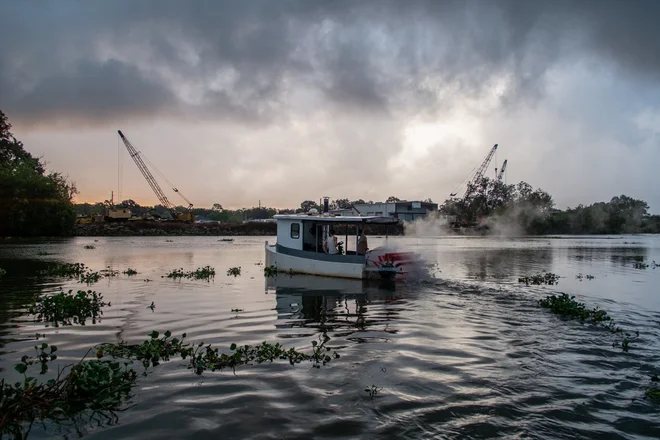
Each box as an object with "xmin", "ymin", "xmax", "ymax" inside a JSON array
[{"xmin": 2, "ymin": 0, "xmax": 659, "ymax": 212}]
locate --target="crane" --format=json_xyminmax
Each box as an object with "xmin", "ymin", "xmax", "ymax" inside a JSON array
[
  {"xmin": 117, "ymin": 130, "xmax": 194, "ymax": 223},
  {"xmin": 450, "ymin": 143, "xmax": 498, "ymax": 198},
  {"xmin": 496, "ymin": 159, "xmax": 507, "ymax": 182}
]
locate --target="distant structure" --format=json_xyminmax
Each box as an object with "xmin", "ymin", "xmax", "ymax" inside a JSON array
[{"xmin": 331, "ymin": 200, "xmax": 438, "ymax": 222}]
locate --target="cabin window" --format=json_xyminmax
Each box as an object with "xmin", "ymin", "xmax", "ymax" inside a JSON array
[{"xmin": 290, "ymin": 223, "xmax": 300, "ymax": 239}]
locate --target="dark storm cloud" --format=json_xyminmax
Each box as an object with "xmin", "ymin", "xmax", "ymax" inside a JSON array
[
  {"xmin": 3, "ymin": 60, "xmax": 175, "ymax": 125},
  {"xmin": 1, "ymin": 0, "xmax": 659, "ymax": 124}
]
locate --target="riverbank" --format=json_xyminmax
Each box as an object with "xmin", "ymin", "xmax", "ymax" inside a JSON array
[
  {"xmin": 73, "ymin": 221, "xmax": 407, "ymax": 236},
  {"xmin": 74, "ymin": 221, "xmax": 278, "ymax": 236}
]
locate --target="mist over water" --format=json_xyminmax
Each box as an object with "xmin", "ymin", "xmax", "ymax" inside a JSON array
[{"xmin": 1, "ymin": 235, "xmax": 659, "ymax": 439}]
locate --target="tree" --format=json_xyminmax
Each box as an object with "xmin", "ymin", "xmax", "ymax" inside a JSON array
[
  {"xmin": 212, "ymin": 203, "xmax": 223, "ymax": 212},
  {"xmin": 0, "ymin": 110, "xmax": 78, "ymax": 236},
  {"xmin": 386, "ymin": 196, "xmax": 401, "ymax": 203},
  {"xmin": 333, "ymin": 198, "xmax": 352, "ymax": 209},
  {"xmin": 300, "ymin": 200, "xmax": 320, "ymax": 212}
]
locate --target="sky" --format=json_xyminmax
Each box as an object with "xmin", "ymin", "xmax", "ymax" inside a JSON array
[{"xmin": 2, "ymin": 0, "xmax": 659, "ymax": 211}]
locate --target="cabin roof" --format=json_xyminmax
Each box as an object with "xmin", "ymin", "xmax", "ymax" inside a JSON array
[{"xmin": 273, "ymin": 214, "xmax": 399, "ymax": 225}]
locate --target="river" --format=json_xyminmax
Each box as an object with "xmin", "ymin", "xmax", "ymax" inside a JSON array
[{"xmin": 0, "ymin": 235, "xmax": 659, "ymax": 439}]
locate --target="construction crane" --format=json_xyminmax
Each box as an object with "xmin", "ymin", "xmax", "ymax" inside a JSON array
[
  {"xmin": 117, "ymin": 130, "xmax": 195, "ymax": 223},
  {"xmin": 495, "ymin": 159, "xmax": 507, "ymax": 182},
  {"xmin": 450, "ymin": 144, "xmax": 498, "ymax": 198}
]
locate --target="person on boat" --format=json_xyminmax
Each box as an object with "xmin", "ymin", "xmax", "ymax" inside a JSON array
[
  {"xmin": 324, "ymin": 229, "xmax": 338, "ymax": 254},
  {"xmin": 357, "ymin": 229, "xmax": 368, "ymax": 255}
]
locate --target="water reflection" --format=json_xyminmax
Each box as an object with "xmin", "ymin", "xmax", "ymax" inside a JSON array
[
  {"xmin": 266, "ymin": 275, "xmax": 402, "ymax": 342},
  {"xmin": 459, "ymin": 247, "xmax": 555, "ymax": 281}
]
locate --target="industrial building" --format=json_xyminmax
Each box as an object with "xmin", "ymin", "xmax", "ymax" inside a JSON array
[{"xmin": 331, "ymin": 200, "xmax": 438, "ymax": 222}]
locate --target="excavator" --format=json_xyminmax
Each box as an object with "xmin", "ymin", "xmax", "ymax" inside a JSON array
[{"xmin": 117, "ymin": 130, "xmax": 195, "ymax": 223}]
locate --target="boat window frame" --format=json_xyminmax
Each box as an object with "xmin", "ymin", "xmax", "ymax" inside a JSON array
[{"xmin": 290, "ymin": 222, "xmax": 300, "ymax": 239}]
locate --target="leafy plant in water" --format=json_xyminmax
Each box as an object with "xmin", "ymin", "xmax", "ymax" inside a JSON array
[
  {"xmin": 46, "ymin": 262, "xmax": 107, "ymax": 285},
  {"xmin": 79, "ymin": 271, "xmax": 101, "ymax": 284},
  {"xmin": 364, "ymin": 384, "xmax": 382, "ymax": 400},
  {"xmin": 539, "ymin": 293, "xmax": 638, "ymax": 351},
  {"xmin": 231, "ymin": 308, "xmax": 243, "ymax": 313},
  {"xmin": 36, "ymin": 251, "xmax": 54, "ymax": 256},
  {"xmin": 518, "ymin": 271, "xmax": 560, "ymax": 285},
  {"xmin": 123, "ymin": 268, "xmax": 138, "ymax": 276},
  {"xmin": 647, "ymin": 375, "xmax": 660, "ymax": 403},
  {"xmin": 97, "ymin": 331, "xmax": 340, "ymax": 375},
  {"xmin": 165, "ymin": 266, "xmax": 216, "ymax": 281},
  {"xmin": 0, "ymin": 268, "xmax": 5, "ymax": 278},
  {"xmin": 540, "ymin": 293, "xmax": 612, "ymax": 323},
  {"xmin": 100, "ymin": 267, "xmax": 119, "ymax": 277},
  {"xmin": 1, "ymin": 355, "xmax": 137, "ymax": 439},
  {"xmin": 46, "ymin": 262, "xmax": 88, "ymax": 278},
  {"xmin": 227, "ymin": 267, "xmax": 241, "ymax": 277},
  {"xmin": 83, "ymin": 245, "xmax": 95, "ymax": 250},
  {"xmin": 1, "ymin": 331, "xmax": 341, "ymax": 439},
  {"xmin": 29, "ymin": 289, "xmax": 110, "ymax": 326},
  {"xmin": 15, "ymin": 343, "xmax": 58, "ymax": 375},
  {"xmin": 263, "ymin": 264, "xmax": 278, "ymax": 277},
  {"xmin": 148, "ymin": 301, "xmax": 155, "ymax": 311}
]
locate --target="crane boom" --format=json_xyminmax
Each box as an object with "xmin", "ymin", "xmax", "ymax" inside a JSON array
[
  {"xmin": 118, "ymin": 130, "xmax": 175, "ymax": 212},
  {"xmin": 117, "ymin": 130, "xmax": 194, "ymax": 222},
  {"xmin": 470, "ymin": 144, "xmax": 498, "ymax": 186},
  {"xmin": 455, "ymin": 143, "xmax": 498, "ymax": 198},
  {"xmin": 497, "ymin": 159, "xmax": 507, "ymax": 181}
]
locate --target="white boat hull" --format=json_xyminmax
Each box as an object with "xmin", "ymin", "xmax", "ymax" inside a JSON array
[
  {"xmin": 265, "ymin": 242, "xmax": 365, "ymax": 279},
  {"xmin": 265, "ymin": 241, "xmax": 425, "ymax": 280}
]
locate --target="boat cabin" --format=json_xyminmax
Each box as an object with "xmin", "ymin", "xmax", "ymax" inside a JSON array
[{"xmin": 273, "ymin": 213, "xmax": 399, "ymax": 263}]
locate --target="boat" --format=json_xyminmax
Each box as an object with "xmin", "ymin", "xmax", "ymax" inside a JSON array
[{"xmin": 264, "ymin": 198, "xmax": 423, "ymax": 280}]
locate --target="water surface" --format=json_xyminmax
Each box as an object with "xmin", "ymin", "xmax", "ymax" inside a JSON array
[{"xmin": 1, "ymin": 235, "xmax": 659, "ymax": 439}]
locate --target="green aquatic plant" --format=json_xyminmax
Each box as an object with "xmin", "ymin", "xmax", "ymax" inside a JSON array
[
  {"xmin": 539, "ymin": 293, "xmax": 638, "ymax": 351},
  {"xmin": 98, "ymin": 330, "xmax": 340, "ymax": 375},
  {"xmin": 364, "ymin": 384, "xmax": 382, "ymax": 400},
  {"xmin": 79, "ymin": 271, "xmax": 101, "ymax": 284},
  {"xmin": 100, "ymin": 267, "xmax": 119, "ymax": 277},
  {"xmin": 123, "ymin": 268, "xmax": 138, "ymax": 276},
  {"xmin": 97, "ymin": 330, "xmax": 189, "ymax": 372},
  {"xmin": 0, "ymin": 268, "xmax": 5, "ymax": 277},
  {"xmin": 165, "ymin": 266, "xmax": 216, "ymax": 281},
  {"xmin": 1, "ymin": 330, "xmax": 341, "ymax": 439},
  {"xmin": 83, "ymin": 245, "xmax": 95, "ymax": 250},
  {"xmin": 632, "ymin": 261, "xmax": 649, "ymax": 269},
  {"xmin": 227, "ymin": 267, "xmax": 241, "ymax": 277},
  {"xmin": 539, "ymin": 293, "xmax": 612, "ymax": 323},
  {"xmin": 231, "ymin": 308, "xmax": 243, "ymax": 313},
  {"xmin": 147, "ymin": 301, "xmax": 155, "ymax": 311},
  {"xmin": 36, "ymin": 251, "xmax": 55, "ymax": 256},
  {"xmin": 29, "ymin": 289, "xmax": 110, "ymax": 326},
  {"xmin": 1, "ymin": 352, "xmax": 138, "ymax": 439},
  {"xmin": 263, "ymin": 264, "xmax": 278, "ymax": 277},
  {"xmin": 46, "ymin": 262, "xmax": 89, "ymax": 278},
  {"xmin": 646, "ymin": 387, "xmax": 660, "ymax": 403},
  {"xmin": 518, "ymin": 271, "xmax": 560, "ymax": 286}
]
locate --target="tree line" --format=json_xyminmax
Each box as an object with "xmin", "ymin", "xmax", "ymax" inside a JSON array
[{"xmin": 439, "ymin": 177, "xmax": 660, "ymax": 234}]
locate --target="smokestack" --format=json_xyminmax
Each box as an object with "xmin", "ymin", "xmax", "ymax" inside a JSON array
[{"xmin": 323, "ymin": 196, "xmax": 329, "ymax": 214}]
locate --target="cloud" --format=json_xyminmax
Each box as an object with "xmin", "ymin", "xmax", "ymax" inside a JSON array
[
  {"xmin": 9, "ymin": 0, "xmax": 660, "ymax": 125},
  {"xmin": 1, "ymin": 0, "xmax": 660, "ymax": 210}
]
